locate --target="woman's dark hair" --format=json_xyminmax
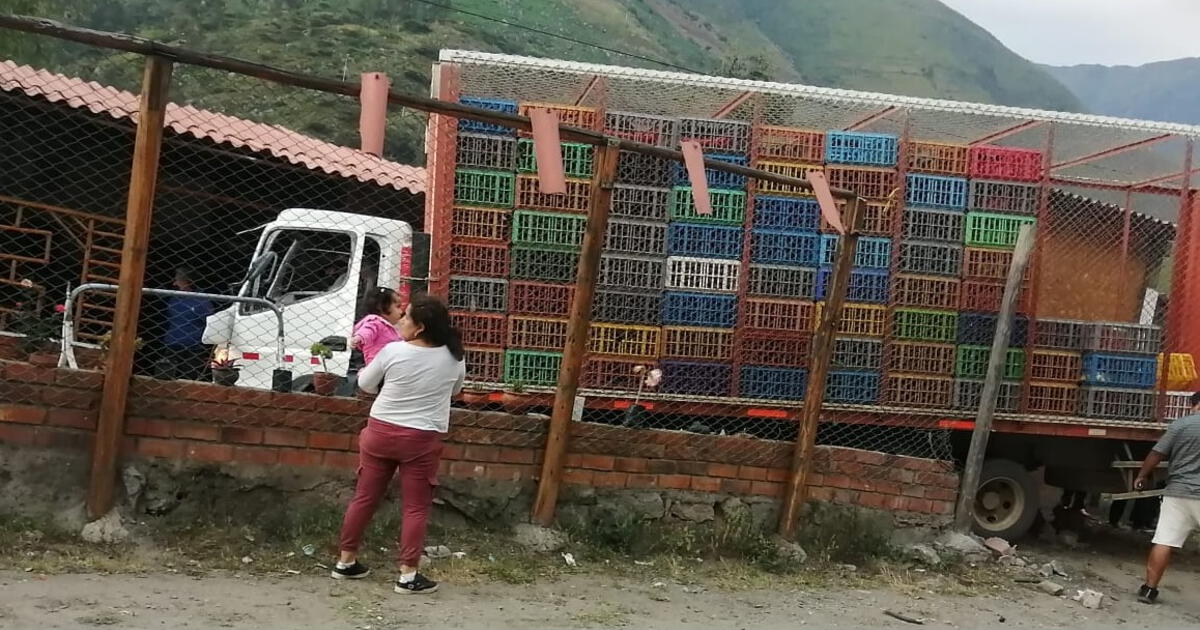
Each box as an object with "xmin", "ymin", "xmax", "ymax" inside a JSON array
[
  {"xmin": 408, "ymin": 293, "xmax": 464, "ymax": 361},
  {"xmin": 363, "ymin": 287, "xmax": 397, "ymax": 318}
]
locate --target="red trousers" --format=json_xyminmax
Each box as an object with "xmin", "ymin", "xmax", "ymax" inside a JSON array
[{"xmin": 338, "ymin": 418, "xmax": 443, "ymax": 567}]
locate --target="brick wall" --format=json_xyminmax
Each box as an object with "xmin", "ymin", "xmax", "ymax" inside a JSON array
[{"xmin": 0, "ymin": 360, "xmax": 959, "ymax": 517}]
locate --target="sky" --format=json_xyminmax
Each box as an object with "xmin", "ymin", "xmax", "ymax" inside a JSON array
[{"xmin": 938, "ymin": 0, "xmax": 1200, "ymax": 67}]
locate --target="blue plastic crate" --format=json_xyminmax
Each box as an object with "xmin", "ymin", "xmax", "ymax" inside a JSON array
[
  {"xmin": 459, "ymin": 96, "xmax": 517, "ymax": 136},
  {"xmin": 667, "ymin": 223, "xmax": 743, "ymax": 260},
  {"xmin": 1082, "ymin": 353, "xmax": 1158, "ymax": 389},
  {"xmin": 662, "ymin": 292, "xmax": 738, "ymax": 328},
  {"xmin": 816, "ymin": 267, "xmax": 889, "ymax": 303},
  {"xmin": 751, "ymin": 230, "xmax": 820, "ymax": 266},
  {"xmin": 740, "ymin": 366, "xmax": 808, "ymax": 401},
  {"xmin": 825, "ymin": 370, "xmax": 882, "ymax": 404},
  {"xmin": 753, "ymin": 196, "xmax": 820, "ymax": 232},
  {"xmin": 819, "ymin": 235, "xmax": 893, "ymax": 268},
  {"xmin": 906, "ymin": 174, "xmax": 968, "ymax": 209},
  {"xmin": 660, "ymin": 361, "xmax": 732, "ymax": 396},
  {"xmin": 825, "ymin": 131, "xmax": 899, "ymax": 167},
  {"xmin": 958, "ymin": 312, "xmax": 1029, "ymax": 346},
  {"xmin": 671, "ymin": 153, "xmax": 748, "ymax": 190}
]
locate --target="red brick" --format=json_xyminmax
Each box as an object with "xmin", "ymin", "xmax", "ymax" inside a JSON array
[
  {"xmin": 750, "ymin": 481, "xmax": 783, "ymax": 497},
  {"xmin": 46, "ymin": 408, "xmax": 96, "ymax": 430},
  {"xmin": 831, "ymin": 489, "xmax": 859, "ymax": 505},
  {"xmin": 809, "ymin": 486, "xmax": 834, "ymax": 502},
  {"xmin": 308, "ymin": 431, "xmax": 352, "ymax": 451},
  {"xmin": 857, "ymin": 491, "xmax": 887, "ymax": 509},
  {"xmin": 312, "ymin": 396, "xmax": 363, "ymax": 415},
  {"xmin": 277, "ymin": 448, "xmax": 323, "ymax": 467},
  {"xmin": 40, "ymin": 387, "xmax": 98, "ymax": 409},
  {"xmin": 185, "ymin": 442, "xmax": 234, "ymax": 463},
  {"xmin": 233, "ymin": 445, "xmax": 279, "ymax": 465},
  {"xmin": 55, "ymin": 369, "xmax": 104, "ymax": 389},
  {"xmin": 931, "ymin": 500, "xmax": 954, "ymax": 515},
  {"xmin": 924, "ymin": 486, "xmax": 958, "ymax": 502},
  {"xmin": 739, "ymin": 465, "xmax": 769, "ymax": 481},
  {"xmin": 626, "ymin": 474, "xmax": 659, "ymax": 489},
  {"xmin": 0, "ymin": 423, "xmax": 39, "ymax": 445},
  {"xmin": 174, "ymin": 381, "xmax": 231, "ymax": 403},
  {"xmin": 828, "ymin": 447, "xmax": 857, "ymax": 461},
  {"xmin": 708, "ymin": 463, "xmax": 739, "ymax": 478},
  {"xmin": 809, "ymin": 473, "xmax": 825, "ymax": 487},
  {"xmin": 441, "ymin": 443, "xmax": 465, "ymax": 461},
  {"xmin": 37, "ymin": 428, "xmax": 92, "ymax": 450},
  {"xmin": 824, "ymin": 474, "xmax": 850, "ymax": 489},
  {"xmin": 592, "ymin": 471, "xmax": 628, "ymax": 488},
  {"xmin": 915, "ymin": 471, "xmax": 958, "ymax": 488},
  {"xmin": 889, "ymin": 468, "xmax": 916, "ymax": 484},
  {"xmin": 614, "ymin": 457, "xmax": 647, "ymax": 473},
  {"xmin": 659, "ymin": 474, "xmax": 692, "ymax": 490},
  {"xmin": 856, "ymin": 450, "xmax": 888, "ymax": 465},
  {"xmin": 225, "ymin": 387, "xmax": 276, "ymax": 408},
  {"xmin": 137, "ymin": 437, "xmax": 184, "ymax": 459},
  {"xmin": 464, "ymin": 444, "xmax": 501, "ymax": 463},
  {"xmin": 902, "ymin": 457, "xmax": 945, "ymax": 472},
  {"xmin": 833, "ymin": 461, "xmax": 867, "ymax": 477},
  {"xmin": 564, "ymin": 453, "xmax": 584, "ymax": 468},
  {"xmin": 484, "ymin": 464, "xmax": 528, "ymax": 482},
  {"xmin": 872, "ymin": 480, "xmax": 904, "ymax": 496},
  {"xmin": 720, "ymin": 478, "xmax": 752, "ymax": 495},
  {"xmin": 766, "ymin": 467, "xmax": 788, "ymax": 483},
  {"xmin": 580, "ymin": 454, "xmax": 615, "ymax": 471},
  {"xmin": 221, "ymin": 426, "xmax": 264, "ymax": 445},
  {"xmin": 646, "ymin": 459, "xmax": 678, "ymax": 474},
  {"xmin": 902, "ymin": 497, "xmax": 933, "ymax": 514},
  {"xmin": 271, "ymin": 391, "xmax": 318, "ymax": 410},
  {"xmin": 497, "ymin": 447, "xmax": 536, "ymax": 465},
  {"xmin": 349, "ymin": 433, "xmax": 360, "ymax": 452},
  {"xmin": 562, "ymin": 468, "xmax": 594, "ymax": 485},
  {"xmin": 126, "ymin": 417, "xmax": 172, "ymax": 438},
  {"xmin": 901, "ymin": 485, "xmax": 926, "ymax": 498},
  {"xmin": 448, "ymin": 460, "xmax": 484, "ymax": 478},
  {"xmin": 173, "ymin": 422, "xmax": 220, "ymax": 442},
  {"xmin": 690, "ymin": 476, "xmax": 721, "ymax": 493},
  {"xmin": 0, "ymin": 404, "xmax": 46, "ymax": 425},
  {"xmin": 5, "ymin": 363, "xmax": 55, "ymax": 384},
  {"xmin": 323, "ymin": 450, "xmax": 359, "ymax": 469},
  {"xmin": 263, "ymin": 428, "xmax": 308, "ymax": 447},
  {"xmin": 676, "ymin": 461, "xmax": 707, "ymax": 476}
]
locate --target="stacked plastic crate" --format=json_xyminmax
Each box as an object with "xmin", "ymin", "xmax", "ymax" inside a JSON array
[
  {"xmin": 659, "ymin": 118, "xmax": 751, "ymax": 397},
  {"xmin": 1079, "ymin": 323, "xmax": 1162, "ymax": 420}
]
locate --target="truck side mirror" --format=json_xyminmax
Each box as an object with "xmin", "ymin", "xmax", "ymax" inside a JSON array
[{"xmin": 320, "ymin": 335, "xmax": 348, "ymax": 352}]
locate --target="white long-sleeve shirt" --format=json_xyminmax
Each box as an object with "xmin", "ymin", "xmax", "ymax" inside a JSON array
[{"xmin": 357, "ymin": 341, "xmax": 465, "ymax": 433}]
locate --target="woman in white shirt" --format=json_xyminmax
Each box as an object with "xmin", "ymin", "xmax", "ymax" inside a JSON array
[{"xmin": 330, "ymin": 294, "xmax": 465, "ymax": 594}]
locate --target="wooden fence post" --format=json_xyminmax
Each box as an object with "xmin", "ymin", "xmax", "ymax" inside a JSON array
[
  {"xmin": 531, "ymin": 140, "xmax": 620, "ymax": 526},
  {"xmin": 86, "ymin": 56, "xmax": 172, "ymax": 519}
]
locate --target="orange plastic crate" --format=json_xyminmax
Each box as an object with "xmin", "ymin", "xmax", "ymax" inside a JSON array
[
  {"xmin": 907, "ymin": 141, "xmax": 969, "ymax": 176},
  {"xmin": 826, "ymin": 165, "xmax": 898, "ymax": 200},
  {"xmin": 508, "ymin": 281, "xmax": 574, "ymax": 317},
  {"xmin": 663, "ymin": 326, "xmax": 734, "ymax": 361},
  {"xmin": 744, "ymin": 298, "xmax": 814, "ymax": 334},
  {"xmin": 453, "ymin": 311, "xmax": 506, "ymax": 347},
  {"xmin": 451, "ymin": 206, "xmax": 510, "ymax": 242},
  {"xmin": 1029, "ymin": 350, "xmax": 1082, "ymax": 382},
  {"xmin": 893, "ymin": 275, "xmax": 961, "ymax": 310},
  {"xmin": 515, "ymin": 175, "xmax": 592, "ymax": 212},
  {"xmin": 448, "ymin": 242, "xmax": 509, "ymax": 277},
  {"xmin": 755, "ymin": 161, "xmax": 823, "ymax": 197},
  {"xmin": 886, "ymin": 342, "xmax": 956, "ymax": 375},
  {"xmin": 507, "ymin": 316, "xmax": 569, "ymax": 351},
  {"xmin": 756, "ymin": 125, "xmax": 825, "ymax": 163},
  {"xmin": 1027, "ymin": 380, "xmax": 1079, "ymax": 415},
  {"xmin": 813, "ymin": 302, "xmax": 887, "ymax": 337},
  {"xmin": 739, "ymin": 331, "xmax": 812, "ymax": 367},
  {"xmin": 588, "ymin": 323, "xmax": 662, "ymax": 359},
  {"xmin": 583, "ymin": 356, "xmax": 650, "ymax": 391},
  {"xmin": 821, "ymin": 200, "xmax": 895, "ymax": 236},
  {"xmin": 517, "ymin": 102, "xmax": 601, "ymax": 133},
  {"xmin": 886, "ymin": 374, "xmax": 954, "ymax": 408},
  {"xmin": 464, "ymin": 346, "xmax": 504, "ymax": 382}
]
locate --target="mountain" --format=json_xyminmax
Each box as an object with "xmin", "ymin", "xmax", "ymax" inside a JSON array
[
  {"xmin": 3, "ymin": 0, "xmax": 1084, "ymax": 163},
  {"xmin": 1042, "ymin": 58, "xmax": 1200, "ymax": 125}
]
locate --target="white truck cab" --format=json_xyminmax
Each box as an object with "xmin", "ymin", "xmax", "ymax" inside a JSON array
[{"xmin": 205, "ymin": 208, "xmax": 428, "ymax": 392}]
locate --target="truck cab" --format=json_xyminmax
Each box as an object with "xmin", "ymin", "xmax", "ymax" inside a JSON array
[{"xmin": 207, "ymin": 208, "xmax": 426, "ymax": 392}]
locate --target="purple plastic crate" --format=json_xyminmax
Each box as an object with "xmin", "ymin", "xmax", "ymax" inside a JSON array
[{"xmin": 661, "ymin": 361, "xmax": 732, "ymax": 396}]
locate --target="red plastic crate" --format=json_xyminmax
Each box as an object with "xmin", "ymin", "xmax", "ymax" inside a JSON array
[
  {"xmin": 744, "ymin": 298, "xmax": 814, "ymax": 334},
  {"xmin": 960, "ymin": 279, "xmax": 1032, "ymax": 313},
  {"xmin": 907, "ymin": 141, "xmax": 969, "ymax": 176},
  {"xmin": 963, "ymin": 248, "xmax": 1032, "ymax": 282},
  {"xmin": 464, "ymin": 346, "xmax": 504, "ymax": 382},
  {"xmin": 517, "ymin": 102, "xmax": 601, "ymax": 133},
  {"xmin": 453, "ymin": 311, "xmax": 506, "ymax": 347},
  {"xmin": 968, "ymin": 145, "xmax": 1043, "ymax": 182},
  {"xmin": 1027, "ymin": 381, "xmax": 1079, "ymax": 415},
  {"xmin": 757, "ymin": 125, "xmax": 825, "ymax": 163},
  {"xmin": 508, "ymin": 281, "xmax": 574, "ymax": 317},
  {"xmin": 583, "ymin": 356, "xmax": 651, "ymax": 391},
  {"xmin": 885, "ymin": 374, "xmax": 954, "ymax": 408},
  {"xmin": 451, "ymin": 206, "xmax": 510, "ymax": 242},
  {"xmin": 892, "ymin": 275, "xmax": 961, "ymax": 310},
  {"xmin": 740, "ymin": 331, "xmax": 812, "ymax": 367},
  {"xmin": 1029, "ymin": 350, "xmax": 1082, "ymax": 382},
  {"xmin": 887, "ymin": 342, "xmax": 956, "ymax": 375},
  {"xmin": 826, "ymin": 166, "xmax": 898, "ymax": 200},
  {"xmin": 515, "ymin": 175, "xmax": 592, "ymax": 212},
  {"xmin": 507, "ymin": 316, "xmax": 569, "ymax": 351},
  {"xmin": 448, "ymin": 242, "xmax": 509, "ymax": 277}
]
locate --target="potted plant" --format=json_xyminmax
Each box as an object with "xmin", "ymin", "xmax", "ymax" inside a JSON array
[
  {"xmin": 500, "ymin": 380, "xmax": 533, "ymax": 414},
  {"xmin": 10, "ymin": 302, "xmax": 64, "ymax": 367},
  {"xmin": 624, "ymin": 365, "xmax": 662, "ymax": 427},
  {"xmin": 210, "ymin": 351, "xmax": 241, "ymax": 387},
  {"xmin": 310, "ymin": 342, "xmax": 342, "ymax": 396},
  {"xmin": 96, "ymin": 332, "xmax": 145, "ymax": 370},
  {"xmin": 459, "ymin": 384, "xmax": 493, "ymax": 409}
]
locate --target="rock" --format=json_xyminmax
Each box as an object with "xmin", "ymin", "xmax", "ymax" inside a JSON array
[
  {"xmin": 1040, "ymin": 560, "xmax": 1069, "ymax": 578},
  {"xmin": 1037, "ymin": 581, "xmax": 1065, "ymax": 596},
  {"xmin": 934, "ymin": 531, "xmax": 989, "ymax": 562},
  {"xmin": 905, "ymin": 543, "xmax": 942, "ymax": 566},
  {"xmin": 836, "ymin": 563, "xmax": 858, "ymax": 573},
  {"xmin": 596, "ymin": 492, "xmax": 665, "ymax": 521},
  {"xmin": 122, "ymin": 465, "xmax": 146, "ymax": 503},
  {"xmin": 772, "ymin": 537, "xmax": 808, "ymax": 564},
  {"xmin": 670, "ymin": 501, "xmax": 715, "ymax": 523},
  {"xmin": 424, "ymin": 545, "xmax": 453, "ymax": 559},
  {"xmin": 1073, "ymin": 589, "xmax": 1104, "ymax": 609},
  {"xmin": 983, "ymin": 537, "xmax": 1014, "ymax": 557},
  {"xmin": 80, "ymin": 510, "xmax": 128, "ymax": 544},
  {"xmin": 241, "ymin": 556, "xmax": 254, "ymax": 564},
  {"xmin": 512, "ymin": 523, "xmax": 568, "ymax": 552},
  {"xmin": 998, "ymin": 555, "xmax": 1027, "ymax": 568}
]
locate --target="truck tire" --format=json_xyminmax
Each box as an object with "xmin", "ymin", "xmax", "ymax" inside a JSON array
[{"xmin": 973, "ymin": 459, "xmax": 1038, "ymax": 540}]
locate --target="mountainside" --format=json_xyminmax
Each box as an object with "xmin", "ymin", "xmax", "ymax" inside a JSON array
[
  {"xmin": 4, "ymin": 0, "xmax": 1085, "ymax": 163},
  {"xmin": 1042, "ymin": 58, "xmax": 1200, "ymax": 126}
]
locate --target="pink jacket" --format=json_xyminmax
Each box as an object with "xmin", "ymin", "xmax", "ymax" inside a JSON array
[{"xmin": 352, "ymin": 314, "xmax": 401, "ymax": 366}]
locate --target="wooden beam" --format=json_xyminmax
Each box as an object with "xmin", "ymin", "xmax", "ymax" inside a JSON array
[
  {"xmin": 712, "ymin": 91, "xmax": 754, "ymax": 119},
  {"xmin": 86, "ymin": 56, "xmax": 172, "ymax": 519},
  {"xmin": 531, "ymin": 141, "xmax": 620, "ymax": 526},
  {"xmin": 954, "ymin": 224, "xmax": 1036, "ymax": 532},
  {"xmin": 778, "ymin": 198, "xmax": 862, "ymax": 540},
  {"xmin": 845, "ymin": 106, "xmax": 897, "ymax": 131},
  {"xmin": 971, "ymin": 120, "xmax": 1045, "ymax": 146},
  {"xmin": 574, "ymin": 75, "xmax": 601, "ymax": 107}
]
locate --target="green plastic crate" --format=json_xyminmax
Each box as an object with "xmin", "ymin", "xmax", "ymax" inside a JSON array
[
  {"xmin": 511, "ymin": 210, "xmax": 586, "ymax": 251},
  {"xmin": 504, "ymin": 349, "xmax": 562, "ymax": 386},
  {"xmin": 516, "ymin": 139, "xmax": 594, "ymax": 178},
  {"xmin": 669, "ymin": 186, "xmax": 746, "ymax": 225},
  {"xmin": 510, "ymin": 246, "xmax": 580, "ymax": 283},
  {"xmin": 964, "ymin": 212, "xmax": 1036, "ymax": 250},
  {"xmin": 894, "ymin": 308, "xmax": 958, "ymax": 343},
  {"xmin": 955, "ymin": 345, "xmax": 1025, "ymax": 380},
  {"xmin": 455, "ymin": 169, "xmax": 515, "ymax": 208}
]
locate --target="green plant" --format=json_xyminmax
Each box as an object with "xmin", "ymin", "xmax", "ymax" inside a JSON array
[
  {"xmin": 97, "ymin": 332, "xmax": 145, "ymax": 358},
  {"xmin": 504, "ymin": 379, "xmax": 527, "ymax": 394},
  {"xmin": 309, "ymin": 342, "xmax": 333, "ymax": 372}
]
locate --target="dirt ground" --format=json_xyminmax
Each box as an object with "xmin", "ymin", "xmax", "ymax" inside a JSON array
[{"xmin": 2, "ymin": 531, "xmax": 1199, "ymax": 630}]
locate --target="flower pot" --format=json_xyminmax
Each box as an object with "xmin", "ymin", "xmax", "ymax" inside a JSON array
[
  {"xmin": 28, "ymin": 351, "xmax": 60, "ymax": 368},
  {"xmin": 459, "ymin": 390, "xmax": 492, "ymax": 409},
  {"xmin": 212, "ymin": 368, "xmax": 240, "ymax": 387},
  {"xmin": 313, "ymin": 372, "xmax": 342, "ymax": 396},
  {"xmin": 501, "ymin": 391, "xmax": 534, "ymax": 414}
]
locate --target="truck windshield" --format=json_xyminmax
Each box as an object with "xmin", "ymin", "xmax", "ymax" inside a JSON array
[{"xmin": 241, "ymin": 229, "xmax": 354, "ymax": 314}]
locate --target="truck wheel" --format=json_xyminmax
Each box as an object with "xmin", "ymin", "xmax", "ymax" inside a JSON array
[{"xmin": 973, "ymin": 459, "xmax": 1038, "ymax": 540}]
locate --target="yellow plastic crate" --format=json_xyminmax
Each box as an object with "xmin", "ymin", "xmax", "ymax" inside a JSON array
[
  {"xmin": 662, "ymin": 326, "xmax": 734, "ymax": 361},
  {"xmin": 1158, "ymin": 353, "xmax": 1197, "ymax": 390},
  {"xmin": 588, "ymin": 323, "xmax": 662, "ymax": 358},
  {"xmin": 755, "ymin": 161, "xmax": 823, "ymax": 197},
  {"xmin": 813, "ymin": 302, "xmax": 887, "ymax": 337}
]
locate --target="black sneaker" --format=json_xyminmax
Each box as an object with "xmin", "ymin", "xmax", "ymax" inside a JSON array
[
  {"xmin": 330, "ymin": 561, "xmax": 371, "ymax": 580},
  {"xmin": 394, "ymin": 573, "xmax": 439, "ymax": 594},
  {"xmin": 1137, "ymin": 583, "xmax": 1159, "ymax": 604}
]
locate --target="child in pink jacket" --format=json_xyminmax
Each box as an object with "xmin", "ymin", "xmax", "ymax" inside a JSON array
[{"xmin": 351, "ymin": 288, "xmax": 403, "ymax": 365}]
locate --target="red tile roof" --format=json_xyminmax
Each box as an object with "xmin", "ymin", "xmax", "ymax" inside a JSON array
[{"xmin": 0, "ymin": 60, "xmax": 425, "ymax": 194}]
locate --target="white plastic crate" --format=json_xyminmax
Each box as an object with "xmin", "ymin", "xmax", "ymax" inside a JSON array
[
  {"xmin": 666, "ymin": 256, "xmax": 740, "ymax": 294},
  {"xmin": 1166, "ymin": 391, "xmax": 1194, "ymax": 420}
]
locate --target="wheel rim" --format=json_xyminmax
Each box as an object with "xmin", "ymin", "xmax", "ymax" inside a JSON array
[{"xmin": 974, "ymin": 475, "xmax": 1025, "ymax": 533}]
